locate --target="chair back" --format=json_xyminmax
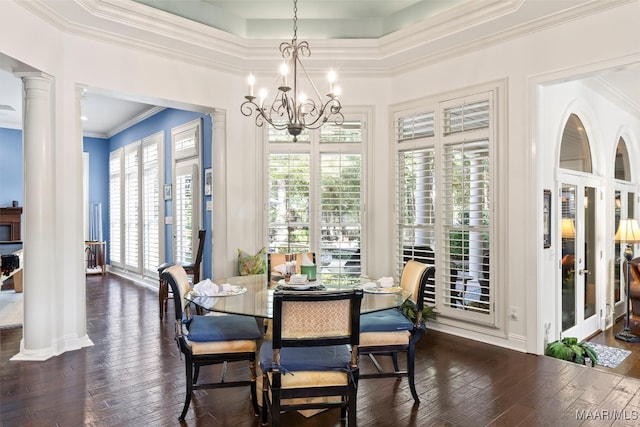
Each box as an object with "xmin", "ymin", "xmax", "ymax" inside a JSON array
[
  {"xmin": 272, "ymin": 290, "xmax": 362, "ymax": 350},
  {"xmin": 400, "ymin": 260, "xmax": 428, "ymax": 304},
  {"xmin": 161, "ymin": 264, "xmax": 193, "ymax": 322},
  {"xmin": 191, "ymin": 229, "xmax": 206, "ymax": 282}
]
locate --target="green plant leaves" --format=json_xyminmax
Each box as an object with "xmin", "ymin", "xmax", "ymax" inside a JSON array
[{"xmin": 544, "ymin": 337, "xmax": 599, "ymax": 366}]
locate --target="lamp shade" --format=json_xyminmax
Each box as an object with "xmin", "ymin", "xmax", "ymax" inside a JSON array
[
  {"xmin": 561, "ymin": 218, "xmax": 576, "ymax": 239},
  {"xmin": 615, "ymin": 218, "xmax": 640, "ymax": 243}
]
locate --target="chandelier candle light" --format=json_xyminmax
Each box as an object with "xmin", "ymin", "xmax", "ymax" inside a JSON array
[{"xmin": 241, "ymin": 0, "xmax": 343, "ymax": 141}]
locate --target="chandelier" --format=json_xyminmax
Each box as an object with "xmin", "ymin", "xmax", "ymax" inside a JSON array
[{"xmin": 240, "ymin": 0, "xmax": 343, "ymax": 142}]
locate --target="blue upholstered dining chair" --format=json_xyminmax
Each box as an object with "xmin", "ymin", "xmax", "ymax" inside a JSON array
[
  {"xmin": 161, "ymin": 265, "xmax": 262, "ymax": 421},
  {"xmin": 259, "ymin": 289, "xmax": 363, "ymax": 426},
  {"xmin": 157, "ymin": 229, "xmax": 206, "ymax": 320},
  {"xmin": 359, "ymin": 260, "xmax": 435, "ymax": 404}
]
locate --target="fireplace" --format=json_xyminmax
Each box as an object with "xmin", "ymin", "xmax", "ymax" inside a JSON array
[{"xmin": 0, "ymin": 207, "xmax": 23, "ymax": 241}]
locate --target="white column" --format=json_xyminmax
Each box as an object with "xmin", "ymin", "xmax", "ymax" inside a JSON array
[{"xmin": 13, "ymin": 73, "xmax": 55, "ymax": 360}]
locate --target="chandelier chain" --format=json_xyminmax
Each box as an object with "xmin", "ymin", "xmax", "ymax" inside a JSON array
[{"xmin": 293, "ymin": 0, "xmax": 298, "ymax": 40}]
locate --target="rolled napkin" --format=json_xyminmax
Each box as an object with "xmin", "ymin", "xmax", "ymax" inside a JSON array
[
  {"xmin": 289, "ymin": 274, "xmax": 308, "ymax": 284},
  {"xmin": 376, "ymin": 276, "xmax": 394, "ymax": 288},
  {"xmin": 301, "ymin": 253, "xmax": 314, "ymax": 266},
  {"xmin": 193, "ymin": 279, "xmax": 219, "ymax": 296},
  {"xmin": 361, "ymin": 282, "xmax": 377, "ymax": 289},
  {"xmin": 273, "ymin": 263, "xmax": 286, "ymax": 275}
]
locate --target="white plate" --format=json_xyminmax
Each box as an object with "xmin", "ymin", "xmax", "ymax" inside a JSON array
[
  {"xmin": 277, "ymin": 279, "xmax": 313, "ymax": 290},
  {"xmin": 193, "ymin": 286, "xmax": 248, "ymax": 297},
  {"xmin": 362, "ymin": 286, "xmax": 403, "ymax": 294}
]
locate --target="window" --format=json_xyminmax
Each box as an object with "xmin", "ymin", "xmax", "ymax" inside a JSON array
[
  {"xmin": 397, "ymin": 146, "xmax": 436, "ymax": 301},
  {"xmin": 268, "ymin": 152, "xmax": 311, "ymax": 252},
  {"xmin": 123, "ymin": 144, "xmax": 140, "ymax": 271},
  {"xmin": 266, "ymin": 116, "xmax": 367, "ymax": 284},
  {"xmin": 142, "ymin": 133, "xmax": 162, "ymax": 275},
  {"xmin": 560, "ymin": 114, "xmax": 592, "ymax": 172},
  {"xmin": 172, "ymin": 119, "xmax": 202, "ymax": 266},
  {"xmin": 395, "ymin": 88, "xmax": 497, "ymax": 325},
  {"xmin": 109, "ymin": 133, "xmax": 163, "ymax": 278},
  {"xmin": 109, "ymin": 150, "xmax": 122, "ymax": 267}
]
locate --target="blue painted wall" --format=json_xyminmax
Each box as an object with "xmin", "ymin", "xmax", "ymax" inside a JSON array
[
  {"xmin": 84, "ymin": 136, "xmax": 110, "ymax": 245},
  {"xmin": 0, "ymin": 108, "xmax": 213, "ymax": 280},
  {"xmin": 0, "ymin": 128, "xmax": 23, "ymax": 207}
]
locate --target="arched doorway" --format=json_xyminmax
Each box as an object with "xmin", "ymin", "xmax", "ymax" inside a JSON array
[{"xmin": 558, "ymin": 114, "xmax": 600, "ymax": 340}]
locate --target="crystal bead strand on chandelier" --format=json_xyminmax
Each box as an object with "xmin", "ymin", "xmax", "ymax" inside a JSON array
[{"xmin": 240, "ymin": 0, "xmax": 344, "ymax": 141}]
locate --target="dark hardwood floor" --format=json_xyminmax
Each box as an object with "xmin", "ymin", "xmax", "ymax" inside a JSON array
[{"xmin": 3, "ymin": 273, "xmax": 640, "ymax": 426}]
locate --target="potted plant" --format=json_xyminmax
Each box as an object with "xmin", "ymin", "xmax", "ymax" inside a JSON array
[
  {"xmin": 401, "ymin": 299, "xmax": 437, "ymax": 325},
  {"xmin": 545, "ymin": 337, "xmax": 598, "ymax": 366}
]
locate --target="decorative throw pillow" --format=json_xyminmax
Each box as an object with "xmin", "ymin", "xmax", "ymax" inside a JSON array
[{"xmin": 238, "ymin": 247, "xmax": 267, "ymax": 276}]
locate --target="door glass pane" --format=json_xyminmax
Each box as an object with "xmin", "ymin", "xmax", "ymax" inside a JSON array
[
  {"xmin": 584, "ymin": 186, "xmax": 596, "ymax": 321},
  {"xmin": 615, "ymin": 190, "xmax": 622, "ymax": 304},
  {"xmin": 561, "ymin": 184, "xmax": 577, "ymax": 331}
]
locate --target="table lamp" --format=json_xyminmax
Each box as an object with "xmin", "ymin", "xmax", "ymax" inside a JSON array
[
  {"xmin": 561, "ymin": 218, "xmax": 576, "ymax": 239},
  {"xmin": 614, "ymin": 218, "xmax": 640, "ymax": 342}
]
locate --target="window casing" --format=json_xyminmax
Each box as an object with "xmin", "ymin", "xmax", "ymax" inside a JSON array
[
  {"xmin": 395, "ymin": 89, "xmax": 497, "ymax": 325},
  {"xmin": 266, "ymin": 115, "xmax": 367, "ymax": 284},
  {"xmin": 171, "ymin": 119, "xmax": 202, "ymax": 266}
]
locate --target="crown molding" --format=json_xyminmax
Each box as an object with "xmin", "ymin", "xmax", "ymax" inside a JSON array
[
  {"xmin": 16, "ymin": 0, "xmax": 634, "ymax": 78},
  {"xmin": 586, "ymin": 76, "xmax": 640, "ymax": 119}
]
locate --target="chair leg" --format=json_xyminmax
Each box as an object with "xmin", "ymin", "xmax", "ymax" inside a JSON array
[
  {"xmin": 391, "ymin": 352, "xmax": 400, "ymax": 372},
  {"xmin": 158, "ymin": 279, "xmax": 167, "ymax": 320},
  {"xmin": 193, "ymin": 365, "xmax": 201, "ymax": 384},
  {"xmin": 271, "ymin": 386, "xmax": 281, "ymax": 427},
  {"xmin": 250, "ymin": 359, "xmax": 260, "ymax": 416},
  {"xmin": 261, "ymin": 375, "xmax": 269, "ymax": 426},
  {"xmin": 180, "ymin": 356, "xmax": 194, "ymax": 421},
  {"xmin": 348, "ymin": 382, "xmax": 357, "ymax": 426},
  {"xmin": 407, "ymin": 340, "xmax": 420, "ymax": 404}
]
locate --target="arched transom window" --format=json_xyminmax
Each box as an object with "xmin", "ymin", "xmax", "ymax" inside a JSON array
[
  {"xmin": 560, "ymin": 114, "xmax": 592, "ymax": 173},
  {"xmin": 614, "ymin": 137, "xmax": 631, "ymax": 181}
]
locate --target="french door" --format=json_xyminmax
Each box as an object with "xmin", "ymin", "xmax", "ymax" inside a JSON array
[{"xmin": 560, "ymin": 177, "xmax": 600, "ymax": 340}]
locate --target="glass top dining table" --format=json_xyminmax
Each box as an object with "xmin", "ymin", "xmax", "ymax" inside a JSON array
[{"xmin": 184, "ymin": 274, "xmax": 409, "ymax": 319}]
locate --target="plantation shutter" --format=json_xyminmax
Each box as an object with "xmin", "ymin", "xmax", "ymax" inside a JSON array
[
  {"xmin": 319, "ymin": 152, "xmax": 362, "ymax": 282},
  {"xmin": 142, "ymin": 134, "xmax": 161, "ymax": 274},
  {"xmin": 267, "ymin": 153, "xmax": 311, "ymax": 252},
  {"xmin": 396, "ymin": 147, "xmax": 436, "ymax": 303},
  {"xmin": 397, "ymin": 112, "xmax": 435, "ymax": 142},
  {"xmin": 109, "ymin": 149, "xmax": 122, "ymax": 266},
  {"xmin": 441, "ymin": 97, "xmax": 491, "ymax": 316},
  {"xmin": 175, "ymin": 162, "xmax": 197, "ymax": 264},
  {"xmin": 123, "ymin": 144, "xmax": 140, "ymax": 272}
]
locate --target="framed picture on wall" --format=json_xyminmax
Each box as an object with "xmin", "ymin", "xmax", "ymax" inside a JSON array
[
  {"xmin": 164, "ymin": 184, "xmax": 172, "ymax": 200},
  {"xmin": 204, "ymin": 168, "xmax": 212, "ymax": 196},
  {"xmin": 543, "ymin": 189, "xmax": 551, "ymax": 248}
]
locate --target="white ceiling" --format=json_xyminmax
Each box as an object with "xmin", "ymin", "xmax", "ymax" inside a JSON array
[{"xmin": 1, "ymin": 0, "xmax": 639, "ymax": 138}]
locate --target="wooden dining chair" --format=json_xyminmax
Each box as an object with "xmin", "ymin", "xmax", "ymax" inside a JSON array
[
  {"xmin": 158, "ymin": 229, "xmax": 206, "ymax": 320},
  {"xmin": 161, "ymin": 264, "xmax": 261, "ymax": 421},
  {"xmin": 267, "ymin": 252, "xmax": 316, "ymax": 282},
  {"xmin": 259, "ymin": 289, "xmax": 363, "ymax": 426},
  {"xmin": 359, "ymin": 261, "xmax": 435, "ymax": 404}
]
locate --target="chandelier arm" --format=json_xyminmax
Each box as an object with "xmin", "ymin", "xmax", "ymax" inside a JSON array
[{"xmin": 300, "ymin": 98, "xmax": 344, "ymax": 130}]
